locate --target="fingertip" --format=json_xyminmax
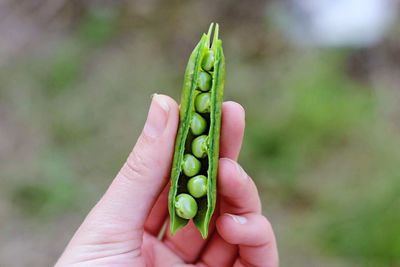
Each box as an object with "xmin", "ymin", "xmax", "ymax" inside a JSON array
[
  {"xmin": 141, "ymin": 94, "xmax": 179, "ymax": 142},
  {"xmin": 217, "ymin": 160, "xmax": 265, "ymax": 243},
  {"xmin": 159, "ymin": 94, "xmax": 179, "ymax": 139},
  {"xmin": 220, "ymin": 101, "xmax": 245, "ymax": 160},
  {"xmin": 222, "ymin": 101, "xmax": 245, "ymax": 129},
  {"xmin": 223, "ymin": 101, "xmax": 245, "ymax": 118},
  {"xmin": 223, "ymin": 101, "xmax": 245, "ymax": 130},
  {"xmin": 218, "ymin": 159, "xmax": 262, "ymax": 216},
  {"xmin": 218, "ymin": 158, "xmax": 250, "ymax": 196},
  {"xmin": 151, "ymin": 93, "xmax": 179, "ymax": 123},
  {"xmin": 157, "ymin": 94, "xmax": 179, "ymax": 113}
]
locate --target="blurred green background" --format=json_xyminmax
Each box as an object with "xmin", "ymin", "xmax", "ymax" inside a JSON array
[{"xmin": 0, "ymin": 1, "xmax": 399, "ymax": 266}]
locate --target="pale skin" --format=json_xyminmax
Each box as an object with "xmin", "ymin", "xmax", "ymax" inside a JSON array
[{"xmin": 56, "ymin": 94, "xmax": 279, "ymax": 267}]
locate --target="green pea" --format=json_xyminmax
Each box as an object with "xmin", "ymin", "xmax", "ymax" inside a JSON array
[
  {"xmin": 182, "ymin": 154, "xmax": 201, "ymax": 177},
  {"xmin": 190, "ymin": 113, "xmax": 207, "ymax": 136},
  {"xmin": 175, "ymin": 193, "xmax": 198, "ymax": 219},
  {"xmin": 201, "ymin": 50, "xmax": 215, "ymax": 71},
  {"xmin": 187, "ymin": 175, "xmax": 208, "ymax": 198},
  {"xmin": 197, "ymin": 71, "xmax": 212, "ymax": 92},
  {"xmin": 195, "ymin": 92, "xmax": 211, "ymax": 113},
  {"xmin": 192, "ymin": 135, "xmax": 208, "ymax": 159}
]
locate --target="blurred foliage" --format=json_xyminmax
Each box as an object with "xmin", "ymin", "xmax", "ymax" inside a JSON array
[
  {"xmin": 237, "ymin": 51, "xmax": 399, "ymax": 266},
  {"xmin": 0, "ymin": 1, "xmax": 399, "ymax": 266},
  {"xmin": 316, "ymin": 137, "xmax": 400, "ymax": 266},
  {"xmin": 9, "ymin": 151, "xmax": 83, "ymax": 217},
  {"xmin": 78, "ymin": 7, "xmax": 119, "ymax": 46},
  {"xmin": 246, "ymin": 52, "xmax": 374, "ymax": 189},
  {"xmin": 322, "ymin": 187, "xmax": 400, "ymax": 266},
  {"xmin": 43, "ymin": 43, "xmax": 83, "ymax": 94}
]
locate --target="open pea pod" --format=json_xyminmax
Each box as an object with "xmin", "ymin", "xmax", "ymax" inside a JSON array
[{"xmin": 168, "ymin": 23, "xmax": 225, "ymax": 239}]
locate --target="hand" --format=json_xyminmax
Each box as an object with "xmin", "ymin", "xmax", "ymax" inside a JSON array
[{"xmin": 56, "ymin": 94, "xmax": 279, "ymax": 267}]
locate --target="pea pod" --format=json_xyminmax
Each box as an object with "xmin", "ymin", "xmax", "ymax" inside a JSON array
[{"xmin": 168, "ymin": 23, "xmax": 225, "ymax": 239}]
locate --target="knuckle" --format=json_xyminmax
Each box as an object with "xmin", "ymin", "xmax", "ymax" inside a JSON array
[{"xmin": 122, "ymin": 148, "xmax": 153, "ymax": 182}]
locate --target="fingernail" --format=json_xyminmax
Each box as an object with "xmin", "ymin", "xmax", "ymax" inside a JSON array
[
  {"xmin": 226, "ymin": 213, "xmax": 247, "ymax": 224},
  {"xmin": 143, "ymin": 94, "xmax": 169, "ymax": 138}
]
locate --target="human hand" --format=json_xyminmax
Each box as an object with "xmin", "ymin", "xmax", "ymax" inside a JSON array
[{"xmin": 56, "ymin": 94, "xmax": 279, "ymax": 267}]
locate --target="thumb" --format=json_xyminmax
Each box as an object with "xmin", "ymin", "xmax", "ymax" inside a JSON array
[{"xmin": 80, "ymin": 94, "xmax": 178, "ymax": 233}]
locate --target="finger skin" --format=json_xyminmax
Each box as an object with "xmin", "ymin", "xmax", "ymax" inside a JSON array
[
  {"xmin": 218, "ymin": 158, "xmax": 261, "ymax": 215},
  {"xmin": 163, "ymin": 101, "xmax": 245, "ymax": 262},
  {"xmin": 164, "ymin": 220, "xmax": 212, "ymax": 262},
  {"xmin": 217, "ymin": 214, "xmax": 279, "ymax": 267},
  {"xmin": 216, "ymin": 159, "xmax": 278, "ymax": 267},
  {"xmin": 220, "ymin": 101, "xmax": 245, "ymax": 160},
  {"xmin": 200, "ymin": 232, "xmax": 238, "ymax": 267},
  {"xmin": 142, "ymin": 233, "xmax": 183, "ymax": 266},
  {"xmin": 144, "ymin": 183, "xmax": 170, "ymax": 236}
]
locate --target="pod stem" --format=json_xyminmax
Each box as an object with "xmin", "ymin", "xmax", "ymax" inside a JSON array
[
  {"xmin": 206, "ymin": 22, "xmax": 220, "ymax": 49},
  {"xmin": 206, "ymin": 22, "xmax": 214, "ymax": 48},
  {"xmin": 212, "ymin": 23, "xmax": 219, "ymax": 49}
]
